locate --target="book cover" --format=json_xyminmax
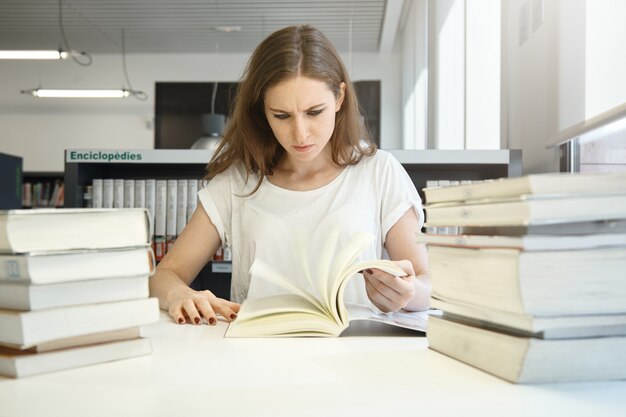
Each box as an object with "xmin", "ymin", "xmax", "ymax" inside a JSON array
[
  {"xmin": 0, "ymin": 208, "xmax": 151, "ymax": 253},
  {"xmin": 423, "ymin": 172, "xmax": 626, "ymax": 204},
  {"xmin": 416, "ymin": 232, "xmax": 626, "ymax": 251},
  {"xmin": 0, "ymin": 247, "xmax": 154, "ymax": 284},
  {"xmin": 424, "ymin": 194, "xmax": 626, "ymax": 227},
  {"xmin": 427, "ymin": 315, "xmax": 626, "ymax": 383},
  {"xmin": 0, "ymin": 274, "xmax": 149, "ymax": 311},
  {"xmin": 430, "ymin": 297, "xmax": 626, "ymax": 339},
  {"xmin": 0, "ymin": 297, "xmax": 159, "ymax": 347},
  {"xmin": 0, "ymin": 337, "xmax": 152, "ymax": 378}
]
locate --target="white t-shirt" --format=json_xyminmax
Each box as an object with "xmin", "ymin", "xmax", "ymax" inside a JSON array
[{"xmin": 198, "ymin": 149, "xmax": 424, "ymax": 305}]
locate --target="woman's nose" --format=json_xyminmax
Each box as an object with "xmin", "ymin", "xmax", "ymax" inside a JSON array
[{"xmin": 293, "ymin": 117, "xmax": 308, "ymax": 142}]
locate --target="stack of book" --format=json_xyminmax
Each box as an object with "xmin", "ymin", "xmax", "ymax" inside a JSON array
[
  {"xmin": 420, "ymin": 172, "xmax": 626, "ymax": 383},
  {"xmin": 0, "ymin": 208, "xmax": 160, "ymax": 378}
]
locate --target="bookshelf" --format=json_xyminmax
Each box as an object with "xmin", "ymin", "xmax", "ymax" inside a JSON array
[
  {"xmin": 64, "ymin": 148, "xmax": 521, "ymax": 300},
  {"xmin": 64, "ymin": 149, "xmax": 229, "ymax": 298},
  {"xmin": 22, "ymin": 171, "xmax": 65, "ymax": 208}
]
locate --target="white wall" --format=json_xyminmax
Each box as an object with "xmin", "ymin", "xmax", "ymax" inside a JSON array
[
  {"xmin": 506, "ymin": 0, "xmax": 560, "ymax": 174},
  {"xmin": 401, "ymin": 0, "xmax": 428, "ymax": 149},
  {"xmin": 0, "ymin": 51, "xmax": 401, "ymax": 172}
]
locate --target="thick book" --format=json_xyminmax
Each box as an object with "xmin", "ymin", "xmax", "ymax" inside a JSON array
[
  {"xmin": 0, "ymin": 246, "xmax": 154, "ymax": 285},
  {"xmin": 460, "ymin": 219, "xmax": 626, "ymax": 236},
  {"xmin": 0, "ymin": 337, "xmax": 152, "ymax": 378},
  {"xmin": 0, "ymin": 275, "xmax": 149, "ymax": 311},
  {"xmin": 427, "ymin": 245, "xmax": 626, "ymax": 315},
  {"xmin": 0, "ymin": 208, "xmax": 150, "ymax": 253},
  {"xmin": 430, "ymin": 297, "xmax": 626, "ymax": 339},
  {"xmin": 423, "ymin": 172, "xmax": 626, "ymax": 204},
  {"xmin": 424, "ymin": 194, "xmax": 626, "ymax": 227},
  {"xmin": 427, "ymin": 315, "xmax": 626, "ymax": 383},
  {"xmin": 416, "ymin": 232, "xmax": 626, "ymax": 251},
  {"xmin": 225, "ymin": 232, "xmax": 428, "ymax": 337},
  {"xmin": 0, "ymin": 327, "xmax": 140, "ymax": 352},
  {"xmin": 0, "ymin": 297, "xmax": 159, "ymax": 348}
]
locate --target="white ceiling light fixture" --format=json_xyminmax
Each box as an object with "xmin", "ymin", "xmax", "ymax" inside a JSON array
[
  {"xmin": 0, "ymin": 1, "xmax": 92, "ymax": 64},
  {"xmin": 20, "ymin": 88, "xmax": 136, "ymax": 98},
  {"xmin": 0, "ymin": 50, "xmax": 69, "ymax": 60}
]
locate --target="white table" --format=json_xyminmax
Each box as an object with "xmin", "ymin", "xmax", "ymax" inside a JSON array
[{"xmin": 1, "ymin": 312, "xmax": 625, "ymax": 417}]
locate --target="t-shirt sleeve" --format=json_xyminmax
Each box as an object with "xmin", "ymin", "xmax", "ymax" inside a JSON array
[
  {"xmin": 377, "ymin": 152, "xmax": 425, "ymax": 242},
  {"xmin": 197, "ymin": 172, "xmax": 232, "ymax": 245}
]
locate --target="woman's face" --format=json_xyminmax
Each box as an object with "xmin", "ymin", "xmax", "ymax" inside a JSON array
[{"xmin": 264, "ymin": 76, "xmax": 345, "ymax": 165}]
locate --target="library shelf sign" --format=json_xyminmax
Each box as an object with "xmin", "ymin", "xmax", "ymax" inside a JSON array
[{"xmin": 65, "ymin": 149, "xmax": 214, "ymax": 164}]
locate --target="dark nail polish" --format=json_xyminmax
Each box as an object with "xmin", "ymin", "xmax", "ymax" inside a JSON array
[
  {"xmin": 178, "ymin": 318, "xmax": 184, "ymax": 324},
  {"xmin": 194, "ymin": 317, "xmax": 200, "ymax": 325},
  {"xmin": 365, "ymin": 269, "xmax": 373, "ymax": 274},
  {"xmin": 230, "ymin": 314, "xmax": 237, "ymax": 320},
  {"xmin": 209, "ymin": 317, "xmax": 216, "ymax": 325}
]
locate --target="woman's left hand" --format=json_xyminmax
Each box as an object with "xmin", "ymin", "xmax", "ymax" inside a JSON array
[{"xmin": 362, "ymin": 260, "xmax": 416, "ymax": 312}]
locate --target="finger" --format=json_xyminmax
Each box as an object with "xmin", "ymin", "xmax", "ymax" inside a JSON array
[
  {"xmin": 391, "ymin": 260, "xmax": 415, "ymax": 277},
  {"xmin": 194, "ymin": 297, "xmax": 218, "ymax": 325},
  {"xmin": 211, "ymin": 299, "xmax": 242, "ymax": 322},
  {"xmin": 168, "ymin": 304, "xmax": 187, "ymax": 325},
  {"xmin": 182, "ymin": 299, "xmax": 202, "ymax": 325},
  {"xmin": 364, "ymin": 279, "xmax": 395, "ymax": 312},
  {"xmin": 364, "ymin": 270, "xmax": 404, "ymax": 296},
  {"xmin": 364, "ymin": 274, "xmax": 405, "ymax": 304}
]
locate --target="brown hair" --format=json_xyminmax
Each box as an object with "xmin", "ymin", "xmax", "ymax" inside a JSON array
[{"xmin": 204, "ymin": 24, "xmax": 376, "ymax": 194}]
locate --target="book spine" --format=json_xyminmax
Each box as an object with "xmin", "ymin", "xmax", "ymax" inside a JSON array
[
  {"xmin": 176, "ymin": 179, "xmax": 188, "ymax": 236},
  {"xmin": 123, "ymin": 179, "xmax": 135, "ymax": 208},
  {"xmin": 0, "ymin": 257, "xmax": 29, "ymax": 280},
  {"xmin": 92, "ymin": 179, "xmax": 104, "ymax": 209},
  {"xmin": 187, "ymin": 179, "xmax": 198, "ymax": 222},
  {"xmin": 166, "ymin": 179, "xmax": 178, "ymax": 253},
  {"xmin": 113, "ymin": 179, "xmax": 124, "ymax": 208},
  {"xmin": 154, "ymin": 180, "xmax": 167, "ymax": 261},
  {"xmin": 134, "ymin": 179, "xmax": 146, "ymax": 209},
  {"xmin": 144, "ymin": 179, "xmax": 156, "ymax": 240},
  {"xmin": 102, "ymin": 179, "xmax": 114, "ymax": 208}
]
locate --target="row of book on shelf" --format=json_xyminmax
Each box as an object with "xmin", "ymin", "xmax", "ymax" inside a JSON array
[
  {"xmin": 85, "ymin": 178, "xmax": 229, "ymax": 262},
  {"xmin": 22, "ymin": 180, "xmax": 64, "ymax": 208},
  {"xmin": 420, "ymin": 171, "xmax": 626, "ymax": 383},
  {"xmin": 0, "ymin": 208, "xmax": 159, "ymax": 378}
]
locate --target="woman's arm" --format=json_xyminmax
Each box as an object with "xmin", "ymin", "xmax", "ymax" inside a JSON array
[
  {"xmin": 363, "ymin": 207, "xmax": 431, "ymax": 312},
  {"xmin": 149, "ymin": 205, "xmax": 240, "ymax": 325}
]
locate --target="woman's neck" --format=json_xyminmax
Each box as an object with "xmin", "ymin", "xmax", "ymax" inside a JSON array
[{"xmin": 268, "ymin": 150, "xmax": 344, "ymax": 191}]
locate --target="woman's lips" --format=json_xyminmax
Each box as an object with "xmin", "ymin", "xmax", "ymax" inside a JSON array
[{"xmin": 293, "ymin": 145, "xmax": 314, "ymax": 152}]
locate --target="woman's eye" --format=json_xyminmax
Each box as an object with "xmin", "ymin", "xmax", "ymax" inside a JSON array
[
  {"xmin": 273, "ymin": 114, "xmax": 289, "ymax": 120},
  {"xmin": 307, "ymin": 109, "xmax": 324, "ymax": 117}
]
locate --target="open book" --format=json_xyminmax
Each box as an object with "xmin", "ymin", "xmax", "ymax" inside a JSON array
[{"xmin": 225, "ymin": 232, "xmax": 428, "ymax": 337}]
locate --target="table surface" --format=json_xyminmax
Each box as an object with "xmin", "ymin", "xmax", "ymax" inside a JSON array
[{"xmin": 1, "ymin": 312, "xmax": 625, "ymax": 417}]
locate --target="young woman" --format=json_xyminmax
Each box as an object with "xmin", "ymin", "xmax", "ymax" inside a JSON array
[{"xmin": 149, "ymin": 24, "xmax": 431, "ymax": 325}]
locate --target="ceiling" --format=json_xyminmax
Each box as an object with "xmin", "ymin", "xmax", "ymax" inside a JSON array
[{"xmin": 0, "ymin": 0, "xmax": 398, "ymax": 54}]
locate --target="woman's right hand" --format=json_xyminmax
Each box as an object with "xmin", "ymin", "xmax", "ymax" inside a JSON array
[{"xmin": 166, "ymin": 286, "xmax": 241, "ymax": 326}]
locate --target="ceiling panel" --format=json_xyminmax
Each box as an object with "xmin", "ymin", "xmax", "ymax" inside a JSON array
[{"xmin": 0, "ymin": 0, "xmax": 388, "ymax": 54}]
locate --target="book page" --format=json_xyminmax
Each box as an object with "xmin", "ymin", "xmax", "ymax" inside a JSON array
[
  {"xmin": 226, "ymin": 293, "xmax": 343, "ymax": 337},
  {"xmin": 346, "ymin": 303, "xmax": 429, "ymax": 332}
]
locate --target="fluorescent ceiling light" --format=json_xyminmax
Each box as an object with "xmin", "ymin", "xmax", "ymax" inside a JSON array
[
  {"xmin": 21, "ymin": 88, "xmax": 132, "ymax": 98},
  {"xmin": 0, "ymin": 50, "xmax": 69, "ymax": 60}
]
